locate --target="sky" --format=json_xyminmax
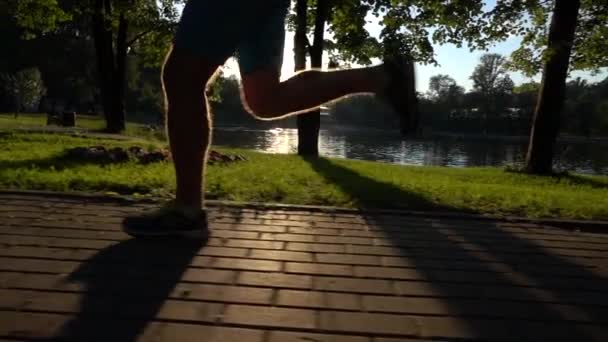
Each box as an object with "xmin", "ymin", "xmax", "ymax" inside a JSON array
[{"xmin": 217, "ymin": 2, "xmax": 606, "ymax": 93}]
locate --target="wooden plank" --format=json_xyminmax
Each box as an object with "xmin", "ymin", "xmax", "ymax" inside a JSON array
[
  {"xmin": 3, "ymin": 269, "xmax": 608, "ymax": 319},
  {"xmin": 0, "ymin": 239, "xmax": 604, "ymax": 281},
  {"xmin": 1, "ymin": 232, "xmax": 605, "ymax": 276},
  {"xmin": 0, "ymin": 311, "xmax": 265, "ymax": 342},
  {"xmin": 2, "ymin": 292, "xmax": 607, "ymax": 341},
  {"xmin": 317, "ymin": 310, "xmax": 608, "ymax": 340},
  {"xmin": 3, "ymin": 220, "xmax": 607, "ymax": 260},
  {"xmin": 1, "ymin": 251, "xmax": 607, "ymax": 293},
  {"xmin": 5, "ymin": 203, "xmax": 608, "ymax": 245},
  {"xmin": 4, "ymin": 211, "xmax": 608, "ymax": 251}
]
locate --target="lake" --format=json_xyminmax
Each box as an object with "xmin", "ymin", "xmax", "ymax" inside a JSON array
[{"xmin": 212, "ymin": 127, "xmax": 608, "ymax": 175}]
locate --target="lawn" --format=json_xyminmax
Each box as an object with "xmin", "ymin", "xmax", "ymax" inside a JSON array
[
  {"xmin": 0, "ymin": 113, "xmax": 165, "ymax": 141},
  {"xmin": 1, "ymin": 131, "xmax": 607, "ymax": 220}
]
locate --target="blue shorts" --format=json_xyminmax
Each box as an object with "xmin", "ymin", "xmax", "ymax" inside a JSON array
[{"xmin": 174, "ymin": 0, "xmax": 290, "ymax": 74}]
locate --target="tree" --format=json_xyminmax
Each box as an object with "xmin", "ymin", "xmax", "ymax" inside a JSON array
[
  {"xmin": 0, "ymin": 68, "xmax": 46, "ymax": 116},
  {"xmin": 470, "ymin": 54, "xmax": 514, "ymax": 110},
  {"xmin": 327, "ymin": 1, "xmax": 491, "ymax": 66},
  {"xmin": 428, "ymin": 74, "xmax": 455, "ymax": 100},
  {"xmin": 14, "ymin": 0, "xmax": 180, "ymax": 132},
  {"xmin": 324, "ymin": 1, "xmax": 506, "ymax": 136},
  {"xmin": 428, "ymin": 74, "xmax": 464, "ymax": 103},
  {"xmin": 290, "ymin": 0, "xmax": 333, "ymax": 156},
  {"xmin": 469, "ymin": 53, "xmax": 514, "ymax": 133},
  {"xmin": 288, "ymin": 0, "xmax": 505, "ymax": 151},
  {"xmin": 426, "ymin": 74, "xmax": 464, "ymax": 126},
  {"xmin": 512, "ymin": 81, "xmax": 539, "ymax": 125},
  {"xmin": 485, "ymin": 0, "xmax": 607, "ymax": 174},
  {"xmin": 524, "ymin": 0, "xmax": 582, "ymax": 174}
]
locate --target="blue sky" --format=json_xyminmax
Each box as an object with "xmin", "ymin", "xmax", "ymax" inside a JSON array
[{"xmin": 221, "ymin": 1, "xmax": 606, "ymax": 92}]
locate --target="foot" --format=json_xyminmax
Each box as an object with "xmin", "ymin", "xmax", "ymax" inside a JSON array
[
  {"xmin": 379, "ymin": 57, "xmax": 419, "ymax": 136},
  {"xmin": 122, "ymin": 204, "xmax": 209, "ymax": 239}
]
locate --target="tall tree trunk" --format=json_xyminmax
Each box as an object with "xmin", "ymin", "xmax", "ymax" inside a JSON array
[
  {"xmin": 525, "ymin": 0, "xmax": 581, "ymax": 174},
  {"xmin": 91, "ymin": 0, "xmax": 127, "ymax": 133},
  {"xmin": 293, "ymin": 0, "xmax": 316, "ymax": 155},
  {"xmin": 92, "ymin": 0, "xmax": 113, "ymax": 130},
  {"xmin": 297, "ymin": 0, "xmax": 330, "ymax": 156},
  {"xmin": 294, "ymin": 0, "xmax": 307, "ymax": 72},
  {"xmin": 111, "ymin": 14, "xmax": 128, "ymax": 132}
]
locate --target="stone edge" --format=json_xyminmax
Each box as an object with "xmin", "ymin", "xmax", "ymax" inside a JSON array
[{"xmin": 1, "ymin": 189, "xmax": 607, "ymax": 232}]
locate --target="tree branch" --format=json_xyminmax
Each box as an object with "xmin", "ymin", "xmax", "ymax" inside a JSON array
[{"xmin": 127, "ymin": 29, "xmax": 153, "ymax": 47}]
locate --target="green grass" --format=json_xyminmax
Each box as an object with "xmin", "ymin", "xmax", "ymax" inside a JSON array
[
  {"xmin": 1, "ymin": 112, "xmax": 108, "ymax": 130},
  {"xmin": 0, "ymin": 113, "xmax": 165, "ymax": 141},
  {"xmin": 1, "ymin": 131, "xmax": 607, "ymax": 220}
]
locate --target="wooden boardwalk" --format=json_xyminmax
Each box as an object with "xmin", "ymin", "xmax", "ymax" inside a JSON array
[{"xmin": 1, "ymin": 192, "xmax": 607, "ymax": 341}]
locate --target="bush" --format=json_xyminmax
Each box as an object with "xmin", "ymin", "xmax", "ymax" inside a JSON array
[{"xmin": 0, "ymin": 68, "xmax": 46, "ymax": 114}]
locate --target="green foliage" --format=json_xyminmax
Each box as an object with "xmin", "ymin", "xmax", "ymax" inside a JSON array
[
  {"xmin": 14, "ymin": 0, "xmax": 72, "ymax": 37},
  {"xmin": 0, "ymin": 68, "xmax": 46, "ymax": 112},
  {"xmin": 427, "ymin": 74, "xmax": 464, "ymax": 101},
  {"xmin": 325, "ymin": 1, "xmax": 382, "ymax": 65},
  {"xmin": 290, "ymin": 0, "xmax": 496, "ymax": 66},
  {"xmin": 6, "ymin": 0, "xmax": 182, "ymax": 124},
  {"xmin": 376, "ymin": 0, "xmax": 488, "ymax": 63},
  {"xmin": 206, "ymin": 70, "xmax": 228, "ymax": 105},
  {"xmin": 487, "ymin": 0, "xmax": 608, "ymax": 75},
  {"xmin": 561, "ymin": 77, "xmax": 608, "ymax": 137},
  {"xmin": 514, "ymin": 81, "xmax": 541, "ymax": 94},
  {"xmin": 300, "ymin": 0, "xmax": 607, "ymax": 77},
  {"xmin": 469, "ymin": 53, "xmax": 514, "ymax": 121},
  {"xmin": 470, "ymin": 54, "xmax": 513, "ymax": 96}
]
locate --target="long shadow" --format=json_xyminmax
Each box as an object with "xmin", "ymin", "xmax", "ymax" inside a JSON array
[
  {"xmin": 0, "ymin": 153, "xmax": 130, "ymax": 171},
  {"xmin": 559, "ymin": 173, "xmax": 608, "ymax": 190},
  {"xmin": 58, "ymin": 238, "xmax": 204, "ymax": 341},
  {"xmin": 304, "ymin": 157, "xmax": 608, "ymax": 340},
  {"xmin": 504, "ymin": 168, "xmax": 608, "ymax": 190},
  {"xmin": 0, "ymin": 153, "xmax": 155, "ymax": 194},
  {"xmin": 302, "ymin": 157, "xmax": 474, "ymax": 212}
]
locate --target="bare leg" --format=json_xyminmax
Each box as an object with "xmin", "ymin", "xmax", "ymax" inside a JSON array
[
  {"xmin": 162, "ymin": 46, "xmax": 220, "ymax": 210},
  {"xmin": 241, "ymin": 65, "xmax": 388, "ymax": 120}
]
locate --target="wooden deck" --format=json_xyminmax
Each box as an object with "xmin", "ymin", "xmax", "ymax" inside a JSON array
[{"xmin": 1, "ymin": 192, "xmax": 607, "ymax": 341}]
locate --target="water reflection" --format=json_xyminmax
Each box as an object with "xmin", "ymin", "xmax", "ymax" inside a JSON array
[{"xmin": 212, "ymin": 127, "xmax": 608, "ymax": 175}]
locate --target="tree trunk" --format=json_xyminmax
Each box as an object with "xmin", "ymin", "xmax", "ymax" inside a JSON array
[
  {"xmin": 91, "ymin": 0, "xmax": 127, "ymax": 133},
  {"xmin": 92, "ymin": 0, "xmax": 115, "ymax": 131},
  {"xmin": 525, "ymin": 0, "xmax": 581, "ymax": 174},
  {"xmin": 294, "ymin": 0, "xmax": 315, "ymax": 155},
  {"xmin": 296, "ymin": 0, "xmax": 330, "ymax": 156},
  {"xmin": 111, "ymin": 14, "xmax": 128, "ymax": 132},
  {"xmin": 294, "ymin": 0, "xmax": 307, "ymax": 72}
]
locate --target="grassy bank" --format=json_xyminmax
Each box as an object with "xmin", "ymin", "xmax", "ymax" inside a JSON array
[
  {"xmin": 0, "ymin": 113, "xmax": 165, "ymax": 141},
  {"xmin": 1, "ymin": 132, "xmax": 607, "ymax": 220}
]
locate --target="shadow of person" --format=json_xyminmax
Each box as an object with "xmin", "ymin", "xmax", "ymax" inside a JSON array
[
  {"xmin": 304, "ymin": 157, "xmax": 608, "ymax": 340},
  {"xmin": 58, "ymin": 237, "xmax": 205, "ymax": 341}
]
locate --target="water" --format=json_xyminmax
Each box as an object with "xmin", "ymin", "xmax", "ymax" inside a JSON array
[{"xmin": 212, "ymin": 127, "xmax": 608, "ymax": 175}]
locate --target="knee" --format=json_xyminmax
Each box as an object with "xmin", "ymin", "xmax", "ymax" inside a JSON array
[
  {"xmin": 161, "ymin": 47, "xmax": 216, "ymax": 96},
  {"xmin": 161, "ymin": 54, "xmax": 182, "ymax": 90},
  {"xmin": 242, "ymin": 88, "xmax": 279, "ymax": 119},
  {"xmin": 241, "ymin": 71, "xmax": 281, "ymax": 119}
]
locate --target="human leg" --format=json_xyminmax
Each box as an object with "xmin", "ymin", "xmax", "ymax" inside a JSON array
[
  {"xmin": 122, "ymin": 0, "xmax": 242, "ymax": 237},
  {"xmin": 240, "ymin": 65, "xmax": 389, "ymax": 120},
  {"xmin": 236, "ymin": 0, "xmax": 418, "ymax": 133},
  {"xmin": 163, "ymin": 47, "xmax": 220, "ymax": 210},
  {"xmin": 122, "ymin": 47, "xmax": 221, "ymax": 238}
]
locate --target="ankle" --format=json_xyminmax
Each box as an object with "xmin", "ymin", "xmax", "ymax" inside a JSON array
[
  {"xmin": 170, "ymin": 202, "xmax": 204, "ymax": 218},
  {"xmin": 173, "ymin": 198, "xmax": 202, "ymax": 211}
]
